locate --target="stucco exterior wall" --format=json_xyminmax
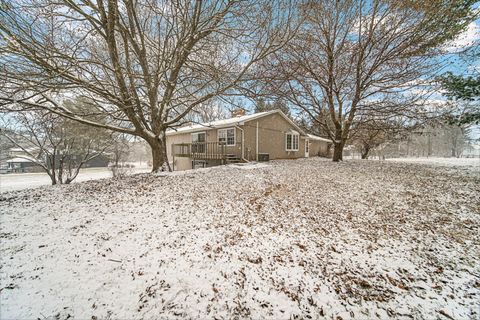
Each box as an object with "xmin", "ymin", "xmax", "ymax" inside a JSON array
[
  {"xmin": 166, "ymin": 133, "xmax": 193, "ymax": 171},
  {"xmin": 166, "ymin": 127, "xmax": 243, "ymax": 171},
  {"xmin": 209, "ymin": 127, "xmax": 243, "ymax": 158},
  {"xmin": 166, "ymin": 112, "xmax": 328, "ymax": 170},
  {"xmin": 243, "ymin": 113, "xmax": 306, "ymax": 160},
  {"xmin": 309, "ymin": 140, "xmax": 330, "ymax": 157}
]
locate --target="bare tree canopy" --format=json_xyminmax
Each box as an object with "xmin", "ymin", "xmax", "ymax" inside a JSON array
[
  {"xmin": 0, "ymin": 0, "xmax": 299, "ymax": 172},
  {"xmin": 255, "ymin": 0, "xmax": 477, "ymax": 161},
  {"xmin": 0, "ymin": 109, "xmax": 114, "ymax": 184},
  {"xmin": 349, "ymin": 115, "xmax": 413, "ymax": 159}
]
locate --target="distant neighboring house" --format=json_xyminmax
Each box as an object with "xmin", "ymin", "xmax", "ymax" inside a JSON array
[
  {"xmin": 1, "ymin": 147, "xmax": 42, "ymax": 173},
  {"xmin": 7, "ymin": 147, "xmax": 39, "ymax": 158},
  {"xmin": 0, "ymin": 147, "xmax": 110, "ymax": 174},
  {"xmin": 166, "ymin": 109, "xmax": 332, "ymax": 171},
  {"xmin": 4, "ymin": 156, "xmax": 41, "ymax": 173},
  {"xmin": 45, "ymin": 154, "xmax": 110, "ymax": 169}
]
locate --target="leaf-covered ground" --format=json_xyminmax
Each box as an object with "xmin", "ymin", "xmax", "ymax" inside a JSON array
[{"xmin": 1, "ymin": 158, "xmax": 479, "ymax": 319}]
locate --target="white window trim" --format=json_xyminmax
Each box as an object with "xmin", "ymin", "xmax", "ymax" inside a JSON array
[
  {"xmin": 191, "ymin": 131, "xmax": 206, "ymax": 154},
  {"xmin": 191, "ymin": 131, "xmax": 206, "ymax": 142},
  {"xmin": 218, "ymin": 127, "xmax": 236, "ymax": 146},
  {"xmin": 285, "ymin": 132, "xmax": 299, "ymax": 151}
]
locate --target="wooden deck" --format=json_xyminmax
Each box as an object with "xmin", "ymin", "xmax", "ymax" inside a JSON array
[{"xmin": 172, "ymin": 142, "xmax": 241, "ymax": 160}]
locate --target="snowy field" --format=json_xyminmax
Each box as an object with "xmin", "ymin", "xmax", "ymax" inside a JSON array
[
  {"xmin": 0, "ymin": 164, "xmax": 151, "ymax": 193},
  {"xmin": 387, "ymin": 157, "xmax": 480, "ymax": 170},
  {"xmin": 1, "ymin": 158, "xmax": 479, "ymax": 319}
]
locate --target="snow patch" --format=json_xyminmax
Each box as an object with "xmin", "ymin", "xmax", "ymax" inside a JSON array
[{"xmin": 1, "ymin": 158, "xmax": 478, "ymax": 319}]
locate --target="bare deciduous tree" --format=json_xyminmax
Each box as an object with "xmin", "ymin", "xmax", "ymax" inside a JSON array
[
  {"xmin": 0, "ymin": 0, "xmax": 299, "ymax": 172},
  {"xmin": 1, "ymin": 110, "xmax": 113, "ymax": 184},
  {"xmin": 349, "ymin": 116, "xmax": 413, "ymax": 159},
  {"xmin": 109, "ymin": 133, "xmax": 133, "ymax": 177},
  {"xmin": 257, "ymin": 0, "xmax": 476, "ymax": 161},
  {"xmin": 184, "ymin": 99, "xmax": 229, "ymax": 124}
]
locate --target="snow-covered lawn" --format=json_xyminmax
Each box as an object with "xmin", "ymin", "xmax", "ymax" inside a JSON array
[
  {"xmin": 387, "ymin": 157, "xmax": 480, "ymax": 170},
  {"xmin": 1, "ymin": 158, "xmax": 479, "ymax": 319},
  {"xmin": 0, "ymin": 165, "xmax": 151, "ymax": 193}
]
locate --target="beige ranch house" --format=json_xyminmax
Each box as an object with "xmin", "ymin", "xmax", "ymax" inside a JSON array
[{"xmin": 166, "ymin": 109, "xmax": 331, "ymax": 171}]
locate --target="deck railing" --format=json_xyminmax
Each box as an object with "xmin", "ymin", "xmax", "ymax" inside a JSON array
[{"xmin": 172, "ymin": 142, "xmax": 241, "ymax": 160}]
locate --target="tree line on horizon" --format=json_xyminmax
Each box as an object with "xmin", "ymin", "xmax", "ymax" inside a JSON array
[{"xmin": 0, "ymin": 0, "xmax": 477, "ymax": 177}]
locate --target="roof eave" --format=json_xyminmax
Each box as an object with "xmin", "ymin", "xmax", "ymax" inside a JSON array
[{"xmin": 166, "ymin": 109, "xmax": 304, "ymax": 136}]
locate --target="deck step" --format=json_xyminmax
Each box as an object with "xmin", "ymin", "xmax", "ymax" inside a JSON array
[
  {"xmin": 225, "ymin": 154, "xmax": 241, "ymax": 163},
  {"xmin": 225, "ymin": 154, "xmax": 241, "ymax": 164}
]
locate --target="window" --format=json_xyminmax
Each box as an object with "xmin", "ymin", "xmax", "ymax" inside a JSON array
[
  {"xmin": 218, "ymin": 128, "xmax": 235, "ymax": 146},
  {"xmin": 191, "ymin": 132, "xmax": 206, "ymax": 153},
  {"xmin": 192, "ymin": 132, "xmax": 206, "ymax": 143},
  {"xmin": 286, "ymin": 132, "xmax": 299, "ymax": 151}
]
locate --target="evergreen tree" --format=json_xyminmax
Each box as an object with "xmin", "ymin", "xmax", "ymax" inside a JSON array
[{"xmin": 440, "ymin": 72, "xmax": 480, "ymax": 124}]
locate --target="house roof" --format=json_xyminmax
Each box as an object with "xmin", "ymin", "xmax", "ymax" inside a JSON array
[
  {"xmin": 307, "ymin": 134, "xmax": 332, "ymax": 143},
  {"xmin": 6, "ymin": 156, "xmax": 37, "ymax": 163},
  {"xmin": 166, "ymin": 110, "xmax": 306, "ymax": 136},
  {"xmin": 9, "ymin": 147, "xmax": 38, "ymax": 153}
]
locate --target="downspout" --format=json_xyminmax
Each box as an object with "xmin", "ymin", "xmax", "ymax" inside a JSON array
[
  {"xmin": 235, "ymin": 125, "xmax": 247, "ymax": 162},
  {"xmin": 256, "ymin": 121, "xmax": 259, "ymax": 162},
  {"xmin": 171, "ymin": 141, "xmax": 175, "ymax": 171}
]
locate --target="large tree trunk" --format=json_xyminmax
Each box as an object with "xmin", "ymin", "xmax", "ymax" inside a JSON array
[
  {"xmin": 147, "ymin": 133, "xmax": 170, "ymax": 173},
  {"xmin": 332, "ymin": 129, "xmax": 344, "ymax": 162},
  {"xmin": 332, "ymin": 142, "xmax": 344, "ymax": 162},
  {"xmin": 48, "ymin": 154, "xmax": 57, "ymax": 185},
  {"xmin": 361, "ymin": 144, "xmax": 370, "ymax": 159},
  {"xmin": 49, "ymin": 173, "xmax": 57, "ymax": 185}
]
